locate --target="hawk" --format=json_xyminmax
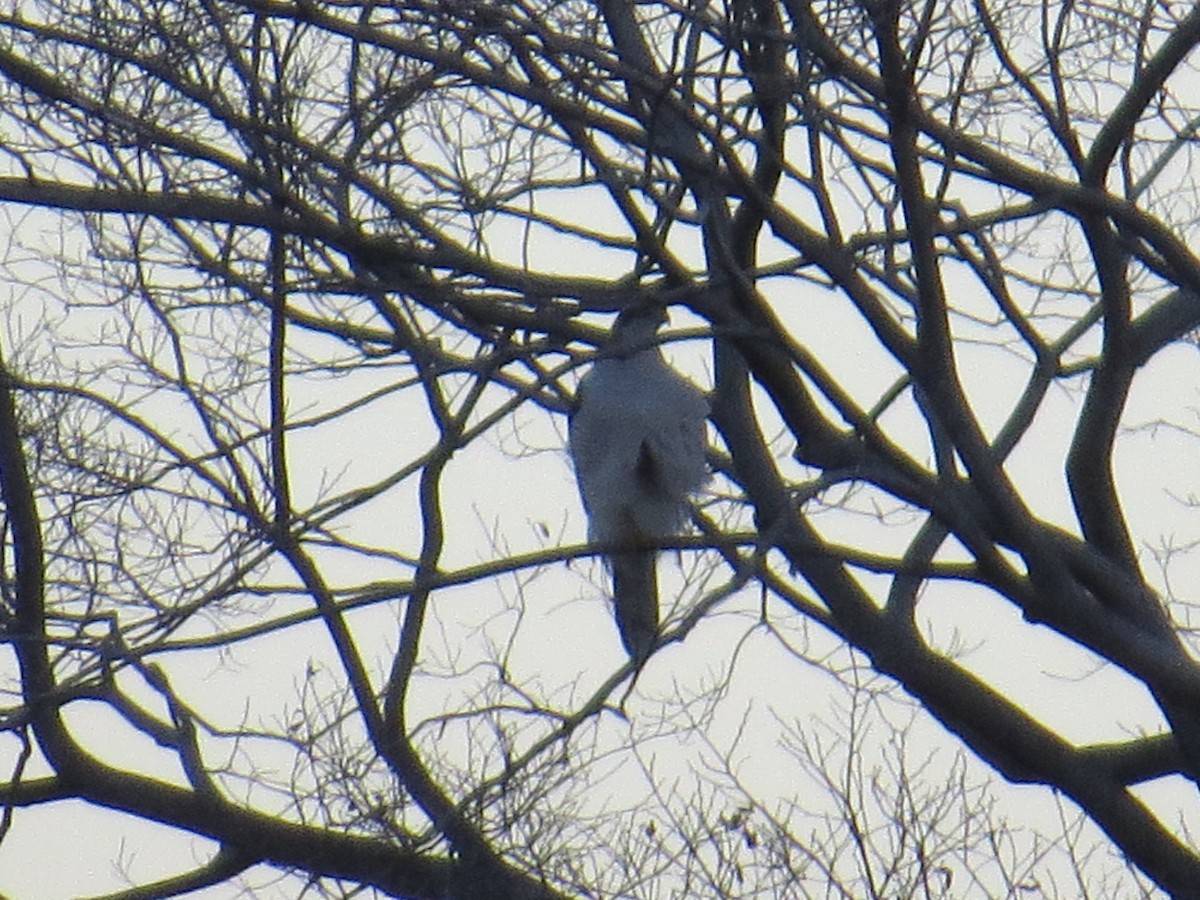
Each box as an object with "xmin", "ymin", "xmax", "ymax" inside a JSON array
[{"xmin": 568, "ymin": 302, "xmax": 709, "ymax": 660}]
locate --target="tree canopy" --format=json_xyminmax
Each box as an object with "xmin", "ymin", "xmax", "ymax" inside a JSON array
[{"xmin": 2, "ymin": 0, "xmax": 1200, "ymax": 897}]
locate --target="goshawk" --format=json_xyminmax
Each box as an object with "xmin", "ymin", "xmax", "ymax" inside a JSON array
[{"xmin": 568, "ymin": 302, "xmax": 708, "ymax": 660}]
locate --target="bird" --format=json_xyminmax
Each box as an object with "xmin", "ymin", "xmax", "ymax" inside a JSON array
[{"xmin": 568, "ymin": 301, "xmax": 709, "ymax": 660}]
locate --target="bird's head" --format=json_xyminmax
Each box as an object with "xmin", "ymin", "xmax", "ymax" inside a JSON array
[{"xmin": 610, "ymin": 300, "xmax": 668, "ymax": 352}]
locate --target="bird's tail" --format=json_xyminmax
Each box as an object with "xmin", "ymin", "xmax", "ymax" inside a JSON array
[{"xmin": 611, "ymin": 549, "xmax": 659, "ymax": 660}]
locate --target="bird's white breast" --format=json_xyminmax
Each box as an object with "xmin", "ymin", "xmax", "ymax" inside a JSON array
[{"xmin": 570, "ymin": 349, "xmax": 708, "ymax": 542}]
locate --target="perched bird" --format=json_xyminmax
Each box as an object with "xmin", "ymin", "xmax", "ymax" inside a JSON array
[{"xmin": 568, "ymin": 301, "xmax": 709, "ymax": 660}]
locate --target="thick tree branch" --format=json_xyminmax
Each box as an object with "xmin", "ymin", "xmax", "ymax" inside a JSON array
[{"xmin": 1085, "ymin": 3, "xmax": 1200, "ymax": 183}]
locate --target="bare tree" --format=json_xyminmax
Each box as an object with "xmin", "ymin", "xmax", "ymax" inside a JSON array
[{"xmin": 1, "ymin": 0, "xmax": 1199, "ymax": 896}]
